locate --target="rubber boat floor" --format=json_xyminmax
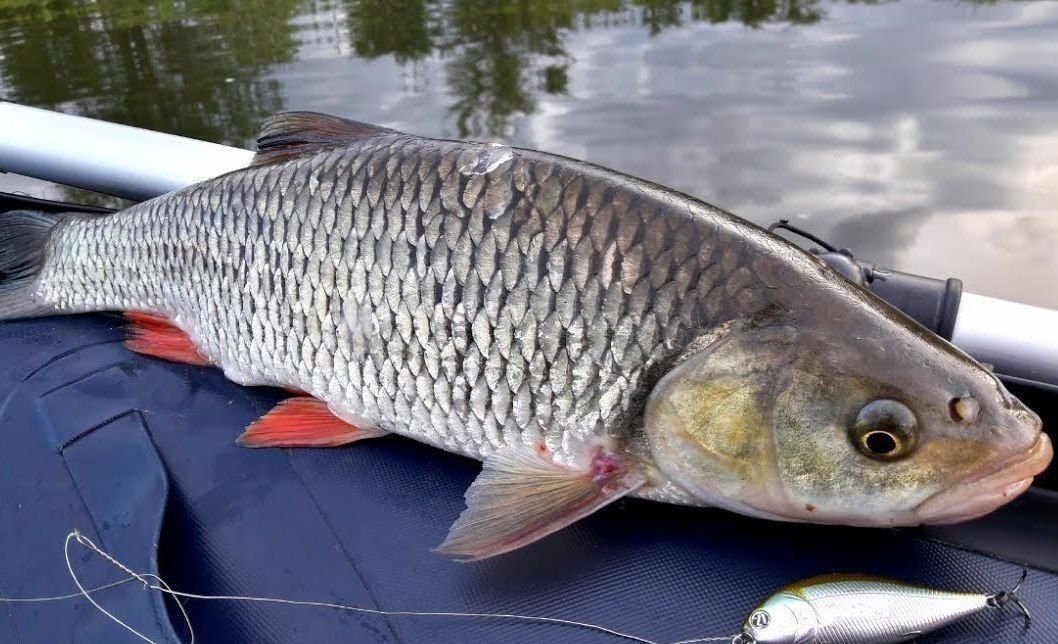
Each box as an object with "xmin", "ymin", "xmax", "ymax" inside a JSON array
[{"xmin": 1, "ymin": 197, "xmax": 1057, "ymax": 643}]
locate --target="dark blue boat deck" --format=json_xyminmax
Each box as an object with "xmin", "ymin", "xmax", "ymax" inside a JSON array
[
  {"xmin": 2, "ymin": 182, "xmax": 1057, "ymax": 644},
  {"xmin": 1, "ymin": 312, "xmax": 1057, "ymax": 643}
]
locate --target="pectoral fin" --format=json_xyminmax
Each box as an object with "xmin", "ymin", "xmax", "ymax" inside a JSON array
[{"xmin": 435, "ymin": 443, "xmax": 646, "ymax": 561}]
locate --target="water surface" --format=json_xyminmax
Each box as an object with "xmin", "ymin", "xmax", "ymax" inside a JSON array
[{"xmin": 2, "ymin": 0, "xmax": 1056, "ymax": 306}]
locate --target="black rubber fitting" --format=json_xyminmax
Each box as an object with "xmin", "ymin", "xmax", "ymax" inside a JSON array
[{"xmin": 866, "ymin": 269, "xmax": 963, "ymax": 340}]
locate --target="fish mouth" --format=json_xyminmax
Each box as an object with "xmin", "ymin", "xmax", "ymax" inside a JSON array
[{"xmin": 914, "ymin": 432, "xmax": 1053, "ymax": 524}]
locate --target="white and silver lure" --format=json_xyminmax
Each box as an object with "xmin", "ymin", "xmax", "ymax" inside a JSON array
[{"xmin": 738, "ymin": 570, "xmax": 1031, "ymax": 644}]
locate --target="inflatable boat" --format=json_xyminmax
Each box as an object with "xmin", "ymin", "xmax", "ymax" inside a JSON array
[{"xmin": 1, "ymin": 102, "xmax": 1056, "ymax": 643}]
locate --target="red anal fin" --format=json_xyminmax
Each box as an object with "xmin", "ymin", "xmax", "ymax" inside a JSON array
[
  {"xmin": 124, "ymin": 312, "xmax": 210, "ymax": 366},
  {"xmin": 237, "ymin": 397, "xmax": 388, "ymax": 448}
]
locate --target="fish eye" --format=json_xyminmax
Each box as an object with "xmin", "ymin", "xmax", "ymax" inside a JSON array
[
  {"xmin": 851, "ymin": 399, "xmax": 917, "ymax": 460},
  {"xmin": 949, "ymin": 396, "xmax": 980, "ymax": 424}
]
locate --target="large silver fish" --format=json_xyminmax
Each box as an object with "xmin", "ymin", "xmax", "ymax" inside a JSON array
[{"xmin": 0, "ymin": 112, "xmax": 1050, "ymax": 559}]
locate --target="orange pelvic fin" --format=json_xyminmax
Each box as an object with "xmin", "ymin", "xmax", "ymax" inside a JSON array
[{"xmin": 237, "ymin": 397, "xmax": 388, "ymax": 448}]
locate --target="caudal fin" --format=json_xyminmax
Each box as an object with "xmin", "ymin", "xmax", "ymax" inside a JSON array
[{"xmin": 0, "ymin": 210, "xmax": 63, "ymax": 320}]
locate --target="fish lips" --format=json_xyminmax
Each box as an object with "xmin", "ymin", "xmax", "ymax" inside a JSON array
[{"xmin": 913, "ymin": 432, "xmax": 1053, "ymax": 524}]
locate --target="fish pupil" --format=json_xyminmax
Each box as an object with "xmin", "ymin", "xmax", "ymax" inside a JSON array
[{"xmin": 864, "ymin": 431, "xmax": 898, "ymax": 455}]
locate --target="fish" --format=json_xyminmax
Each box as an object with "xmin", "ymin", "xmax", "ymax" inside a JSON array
[
  {"xmin": 0, "ymin": 111, "xmax": 1051, "ymax": 560},
  {"xmin": 739, "ymin": 571, "xmax": 1031, "ymax": 643}
]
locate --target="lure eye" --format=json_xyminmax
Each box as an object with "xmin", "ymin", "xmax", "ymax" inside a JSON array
[
  {"xmin": 851, "ymin": 399, "xmax": 917, "ymax": 460},
  {"xmin": 949, "ymin": 396, "xmax": 980, "ymax": 424}
]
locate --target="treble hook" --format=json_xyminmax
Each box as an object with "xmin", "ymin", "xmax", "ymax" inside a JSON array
[{"xmin": 987, "ymin": 569, "xmax": 1032, "ymax": 622}]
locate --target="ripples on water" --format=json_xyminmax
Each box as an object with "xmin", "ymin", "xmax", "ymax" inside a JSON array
[{"xmin": 0, "ymin": 0, "xmax": 1056, "ymax": 306}]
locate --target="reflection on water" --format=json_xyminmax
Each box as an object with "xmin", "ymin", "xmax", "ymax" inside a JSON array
[
  {"xmin": 0, "ymin": 0, "xmax": 301, "ymax": 143},
  {"xmin": 0, "ymin": 0, "xmax": 838, "ymax": 142},
  {"xmin": 1, "ymin": 0, "xmax": 1056, "ymax": 306}
]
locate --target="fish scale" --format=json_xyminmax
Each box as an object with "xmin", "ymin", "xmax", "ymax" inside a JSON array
[{"xmin": 33, "ymin": 131, "xmax": 747, "ymax": 483}]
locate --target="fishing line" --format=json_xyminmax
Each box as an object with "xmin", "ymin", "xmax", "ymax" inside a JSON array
[
  {"xmin": 0, "ymin": 530, "xmax": 740, "ymax": 644},
  {"xmin": 0, "ymin": 575, "xmax": 139, "ymax": 602}
]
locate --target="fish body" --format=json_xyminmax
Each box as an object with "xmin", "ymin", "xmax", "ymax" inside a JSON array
[
  {"xmin": 0, "ymin": 112, "xmax": 1050, "ymax": 559},
  {"xmin": 33, "ymin": 128, "xmax": 775, "ymax": 487},
  {"xmin": 742, "ymin": 573, "xmax": 1024, "ymax": 644}
]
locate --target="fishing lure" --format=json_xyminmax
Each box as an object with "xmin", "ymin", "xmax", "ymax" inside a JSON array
[
  {"xmin": 737, "ymin": 571, "xmax": 1031, "ymax": 644},
  {"xmin": 0, "ymin": 532, "xmax": 1037, "ymax": 644}
]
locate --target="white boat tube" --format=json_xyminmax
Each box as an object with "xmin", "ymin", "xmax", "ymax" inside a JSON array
[
  {"xmin": 2, "ymin": 103, "xmax": 1056, "ymax": 386},
  {"xmin": 0, "ymin": 101, "xmax": 253, "ymax": 201},
  {"xmin": 953, "ymin": 293, "xmax": 1058, "ymax": 386}
]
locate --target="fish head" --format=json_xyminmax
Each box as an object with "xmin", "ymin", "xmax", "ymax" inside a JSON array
[{"xmin": 644, "ymin": 305, "xmax": 1052, "ymax": 527}]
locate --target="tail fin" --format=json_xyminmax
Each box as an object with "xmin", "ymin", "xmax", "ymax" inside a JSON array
[{"xmin": 0, "ymin": 210, "xmax": 63, "ymax": 320}]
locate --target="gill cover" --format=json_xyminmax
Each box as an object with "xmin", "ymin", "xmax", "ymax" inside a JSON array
[{"xmin": 644, "ymin": 318, "xmax": 799, "ymax": 519}]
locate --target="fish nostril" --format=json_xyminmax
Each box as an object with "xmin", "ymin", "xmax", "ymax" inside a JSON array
[{"xmin": 949, "ymin": 397, "xmax": 979, "ymax": 424}]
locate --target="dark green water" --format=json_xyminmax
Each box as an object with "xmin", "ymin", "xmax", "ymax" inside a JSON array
[{"xmin": 1, "ymin": 0, "xmax": 1056, "ymax": 306}]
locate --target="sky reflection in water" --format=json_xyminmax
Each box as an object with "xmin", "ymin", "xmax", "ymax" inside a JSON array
[{"xmin": 1, "ymin": 0, "xmax": 1056, "ymax": 306}]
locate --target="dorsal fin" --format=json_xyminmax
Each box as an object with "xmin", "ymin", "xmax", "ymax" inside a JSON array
[{"xmin": 252, "ymin": 111, "xmax": 398, "ymax": 166}]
